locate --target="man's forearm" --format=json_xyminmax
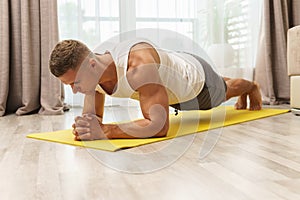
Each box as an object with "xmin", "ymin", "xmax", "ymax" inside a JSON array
[
  {"xmin": 103, "ymin": 119, "xmax": 169, "ymax": 139},
  {"xmin": 82, "ymin": 92, "xmax": 104, "ymax": 122}
]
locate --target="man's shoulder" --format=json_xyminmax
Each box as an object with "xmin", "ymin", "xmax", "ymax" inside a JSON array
[{"xmin": 128, "ymin": 43, "xmax": 160, "ymax": 69}]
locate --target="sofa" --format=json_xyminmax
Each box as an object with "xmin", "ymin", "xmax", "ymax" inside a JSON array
[{"xmin": 287, "ymin": 25, "xmax": 300, "ymax": 115}]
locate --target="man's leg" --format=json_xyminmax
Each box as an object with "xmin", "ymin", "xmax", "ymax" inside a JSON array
[{"xmin": 223, "ymin": 77, "xmax": 262, "ymax": 110}]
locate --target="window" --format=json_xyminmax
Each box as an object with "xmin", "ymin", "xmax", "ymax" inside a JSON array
[{"xmin": 57, "ymin": 0, "xmax": 262, "ymax": 106}]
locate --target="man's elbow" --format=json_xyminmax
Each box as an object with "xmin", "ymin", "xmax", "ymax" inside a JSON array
[{"xmin": 154, "ymin": 122, "xmax": 169, "ymax": 138}]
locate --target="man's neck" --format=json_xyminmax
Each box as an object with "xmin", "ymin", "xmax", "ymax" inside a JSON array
[{"xmin": 96, "ymin": 53, "xmax": 117, "ymax": 86}]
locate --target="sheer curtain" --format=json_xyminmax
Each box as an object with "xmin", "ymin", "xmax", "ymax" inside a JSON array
[
  {"xmin": 196, "ymin": 0, "xmax": 263, "ymax": 80},
  {"xmin": 57, "ymin": 0, "xmax": 262, "ymax": 107}
]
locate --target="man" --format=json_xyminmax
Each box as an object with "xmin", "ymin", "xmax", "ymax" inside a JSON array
[{"xmin": 49, "ymin": 39, "xmax": 262, "ymax": 140}]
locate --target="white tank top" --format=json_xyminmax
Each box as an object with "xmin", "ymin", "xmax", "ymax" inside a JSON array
[{"xmin": 95, "ymin": 39, "xmax": 205, "ymax": 104}]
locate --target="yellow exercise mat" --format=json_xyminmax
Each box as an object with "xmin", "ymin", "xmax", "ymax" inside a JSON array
[{"xmin": 27, "ymin": 106, "xmax": 289, "ymax": 151}]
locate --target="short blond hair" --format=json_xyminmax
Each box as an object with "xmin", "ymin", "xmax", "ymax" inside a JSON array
[{"xmin": 49, "ymin": 39, "xmax": 92, "ymax": 77}]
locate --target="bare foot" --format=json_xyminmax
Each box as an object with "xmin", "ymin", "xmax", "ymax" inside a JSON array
[
  {"xmin": 235, "ymin": 93, "xmax": 247, "ymax": 110},
  {"xmin": 249, "ymin": 82, "xmax": 262, "ymax": 110}
]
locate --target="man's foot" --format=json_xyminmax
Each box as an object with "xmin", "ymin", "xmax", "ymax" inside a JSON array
[
  {"xmin": 224, "ymin": 77, "xmax": 262, "ymax": 110},
  {"xmin": 233, "ymin": 82, "xmax": 262, "ymax": 110},
  {"xmin": 234, "ymin": 93, "xmax": 247, "ymax": 110},
  {"xmin": 248, "ymin": 82, "xmax": 262, "ymax": 110}
]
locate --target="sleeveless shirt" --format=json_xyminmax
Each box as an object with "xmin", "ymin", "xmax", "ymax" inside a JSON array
[{"xmin": 95, "ymin": 38, "xmax": 205, "ymax": 105}]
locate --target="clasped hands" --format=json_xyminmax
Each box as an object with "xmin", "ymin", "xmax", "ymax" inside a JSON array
[{"xmin": 72, "ymin": 114, "xmax": 106, "ymax": 141}]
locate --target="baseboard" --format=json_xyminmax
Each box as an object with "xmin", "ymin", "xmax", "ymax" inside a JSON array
[{"xmin": 291, "ymin": 108, "xmax": 300, "ymax": 116}]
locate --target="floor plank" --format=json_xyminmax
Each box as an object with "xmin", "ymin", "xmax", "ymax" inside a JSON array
[{"xmin": 0, "ymin": 105, "xmax": 299, "ymax": 200}]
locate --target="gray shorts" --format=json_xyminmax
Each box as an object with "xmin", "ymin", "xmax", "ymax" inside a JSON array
[{"xmin": 170, "ymin": 53, "xmax": 227, "ymax": 110}]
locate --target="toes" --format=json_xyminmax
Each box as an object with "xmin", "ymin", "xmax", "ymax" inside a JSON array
[
  {"xmin": 249, "ymin": 104, "xmax": 262, "ymax": 111},
  {"xmin": 234, "ymin": 94, "xmax": 247, "ymax": 110},
  {"xmin": 248, "ymin": 82, "xmax": 262, "ymax": 111}
]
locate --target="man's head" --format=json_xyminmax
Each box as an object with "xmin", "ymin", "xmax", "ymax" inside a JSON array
[
  {"xmin": 49, "ymin": 40, "xmax": 100, "ymax": 94},
  {"xmin": 49, "ymin": 39, "xmax": 92, "ymax": 77}
]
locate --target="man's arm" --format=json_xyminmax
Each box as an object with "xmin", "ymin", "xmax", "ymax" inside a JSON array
[
  {"xmin": 104, "ymin": 63, "xmax": 169, "ymax": 139},
  {"xmin": 72, "ymin": 91, "xmax": 105, "ymax": 140},
  {"xmin": 75, "ymin": 44, "xmax": 170, "ymax": 140},
  {"xmin": 82, "ymin": 91, "xmax": 105, "ymax": 122}
]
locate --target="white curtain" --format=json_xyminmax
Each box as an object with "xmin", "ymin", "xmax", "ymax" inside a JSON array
[
  {"xmin": 57, "ymin": 0, "xmax": 262, "ymax": 106},
  {"xmin": 196, "ymin": 0, "xmax": 263, "ymax": 80}
]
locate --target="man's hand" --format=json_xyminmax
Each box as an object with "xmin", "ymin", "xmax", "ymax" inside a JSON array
[{"xmin": 73, "ymin": 114, "xmax": 107, "ymax": 140}]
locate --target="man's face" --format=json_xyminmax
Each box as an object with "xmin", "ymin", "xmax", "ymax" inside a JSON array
[{"xmin": 59, "ymin": 59, "xmax": 99, "ymax": 94}]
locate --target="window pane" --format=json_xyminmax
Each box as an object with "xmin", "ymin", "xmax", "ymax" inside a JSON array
[
  {"xmin": 157, "ymin": 0, "xmax": 176, "ymax": 18},
  {"xmin": 175, "ymin": 0, "xmax": 195, "ymax": 18},
  {"xmin": 81, "ymin": 0, "xmax": 96, "ymax": 17},
  {"xmin": 99, "ymin": 0, "xmax": 119, "ymax": 17},
  {"xmin": 158, "ymin": 22, "xmax": 193, "ymax": 39},
  {"xmin": 136, "ymin": 0, "xmax": 158, "ymax": 18},
  {"xmin": 58, "ymin": 0, "xmax": 119, "ymax": 46},
  {"xmin": 99, "ymin": 21, "xmax": 120, "ymax": 42},
  {"xmin": 136, "ymin": 0, "xmax": 195, "ymax": 40}
]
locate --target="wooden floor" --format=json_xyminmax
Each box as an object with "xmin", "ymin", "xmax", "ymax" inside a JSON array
[{"xmin": 0, "ymin": 104, "xmax": 299, "ymax": 200}]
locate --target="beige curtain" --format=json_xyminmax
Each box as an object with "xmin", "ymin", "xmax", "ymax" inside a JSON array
[
  {"xmin": 255, "ymin": 0, "xmax": 300, "ymax": 104},
  {"xmin": 0, "ymin": 0, "xmax": 64, "ymax": 116}
]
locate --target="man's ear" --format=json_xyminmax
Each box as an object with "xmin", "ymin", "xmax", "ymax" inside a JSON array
[{"xmin": 89, "ymin": 58, "xmax": 96, "ymax": 68}]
